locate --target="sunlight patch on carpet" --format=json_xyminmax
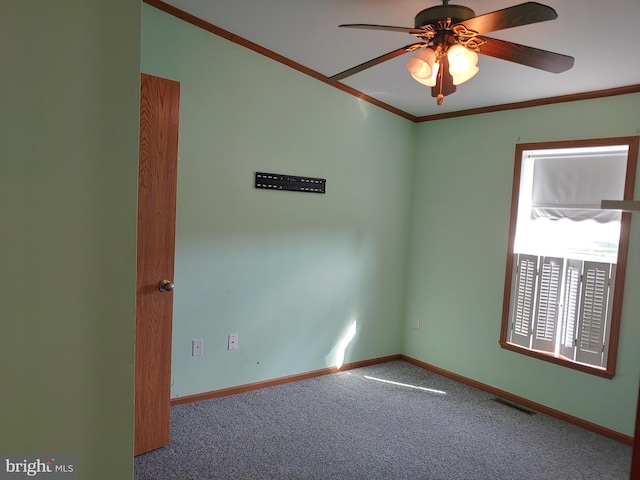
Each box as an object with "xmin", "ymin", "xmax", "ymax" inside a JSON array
[{"xmin": 364, "ymin": 375, "xmax": 447, "ymax": 395}]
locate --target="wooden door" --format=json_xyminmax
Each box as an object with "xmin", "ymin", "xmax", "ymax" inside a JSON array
[
  {"xmin": 134, "ymin": 73, "xmax": 180, "ymax": 456},
  {"xmin": 630, "ymin": 377, "xmax": 640, "ymax": 479}
]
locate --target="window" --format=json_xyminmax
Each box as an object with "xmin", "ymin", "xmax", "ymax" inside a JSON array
[{"xmin": 500, "ymin": 137, "xmax": 638, "ymax": 378}]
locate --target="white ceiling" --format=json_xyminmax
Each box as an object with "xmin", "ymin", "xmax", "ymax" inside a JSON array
[{"xmin": 160, "ymin": 0, "xmax": 640, "ymax": 118}]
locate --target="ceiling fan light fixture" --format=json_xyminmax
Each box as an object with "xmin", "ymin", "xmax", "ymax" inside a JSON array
[
  {"xmin": 446, "ymin": 44, "xmax": 479, "ymax": 86},
  {"xmin": 452, "ymin": 65, "xmax": 479, "ymax": 85},
  {"xmin": 406, "ymin": 57, "xmax": 432, "ymax": 80},
  {"xmin": 407, "ymin": 48, "xmax": 438, "ymax": 85},
  {"xmin": 410, "ymin": 62, "xmax": 439, "ymax": 87},
  {"xmin": 416, "ymin": 47, "xmax": 436, "ymax": 65},
  {"xmin": 448, "ymin": 44, "xmax": 477, "ymax": 71}
]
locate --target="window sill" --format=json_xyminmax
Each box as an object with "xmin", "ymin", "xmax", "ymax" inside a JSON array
[{"xmin": 499, "ymin": 341, "xmax": 614, "ymax": 379}]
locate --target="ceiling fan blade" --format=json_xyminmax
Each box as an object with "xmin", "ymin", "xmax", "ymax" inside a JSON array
[
  {"xmin": 478, "ymin": 36, "xmax": 574, "ymax": 73},
  {"xmin": 339, "ymin": 24, "xmax": 426, "ymax": 35},
  {"xmin": 458, "ymin": 2, "xmax": 557, "ymax": 35},
  {"xmin": 432, "ymin": 54, "xmax": 456, "ymax": 99},
  {"xmin": 329, "ymin": 43, "xmax": 426, "ymax": 81}
]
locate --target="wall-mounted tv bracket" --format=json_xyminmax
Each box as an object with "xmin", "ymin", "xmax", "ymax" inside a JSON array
[{"xmin": 255, "ymin": 172, "xmax": 326, "ymax": 194}]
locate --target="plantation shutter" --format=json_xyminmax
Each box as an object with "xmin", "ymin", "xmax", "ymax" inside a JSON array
[
  {"xmin": 575, "ymin": 262, "xmax": 612, "ymax": 367},
  {"xmin": 532, "ymin": 257, "xmax": 564, "ymax": 353},
  {"xmin": 509, "ymin": 254, "xmax": 538, "ymax": 348},
  {"xmin": 601, "ymin": 264, "xmax": 616, "ymax": 368},
  {"xmin": 559, "ymin": 259, "xmax": 582, "ymax": 361}
]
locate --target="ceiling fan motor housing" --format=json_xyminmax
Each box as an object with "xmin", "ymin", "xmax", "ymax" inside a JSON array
[{"xmin": 414, "ymin": 5, "xmax": 476, "ymax": 28}]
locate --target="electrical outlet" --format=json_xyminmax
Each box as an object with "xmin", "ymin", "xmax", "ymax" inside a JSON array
[
  {"xmin": 412, "ymin": 316, "xmax": 420, "ymax": 329},
  {"xmin": 228, "ymin": 333, "xmax": 239, "ymax": 350},
  {"xmin": 192, "ymin": 339, "xmax": 203, "ymax": 356}
]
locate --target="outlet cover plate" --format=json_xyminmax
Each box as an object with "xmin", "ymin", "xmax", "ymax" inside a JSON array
[{"xmin": 192, "ymin": 339, "xmax": 203, "ymax": 356}]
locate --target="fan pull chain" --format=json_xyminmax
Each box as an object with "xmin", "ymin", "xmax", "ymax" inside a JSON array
[{"xmin": 437, "ymin": 58, "xmax": 445, "ymax": 105}]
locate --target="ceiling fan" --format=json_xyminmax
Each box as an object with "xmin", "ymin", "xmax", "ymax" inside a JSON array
[{"xmin": 329, "ymin": 1, "xmax": 574, "ymax": 105}]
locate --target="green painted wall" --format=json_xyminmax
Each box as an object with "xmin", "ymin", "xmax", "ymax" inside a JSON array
[
  {"xmin": 404, "ymin": 96, "xmax": 640, "ymax": 436},
  {"xmin": 141, "ymin": 5, "xmax": 416, "ymax": 398},
  {"xmin": 0, "ymin": 1, "xmax": 141, "ymax": 479}
]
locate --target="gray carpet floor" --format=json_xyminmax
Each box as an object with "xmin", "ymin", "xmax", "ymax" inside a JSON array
[{"xmin": 135, "ymin": 360, "xmax": 632, "ymax": 479}]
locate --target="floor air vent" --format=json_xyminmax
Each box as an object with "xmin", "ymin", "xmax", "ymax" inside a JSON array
[{"xmin": 492, "ymin": 397, "xmax": 537, "ymax": 415}]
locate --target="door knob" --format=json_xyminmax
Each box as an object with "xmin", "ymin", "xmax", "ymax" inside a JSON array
[{"xmin": 158, "ymin": 280, "xmax": 174, "ymax": 292}]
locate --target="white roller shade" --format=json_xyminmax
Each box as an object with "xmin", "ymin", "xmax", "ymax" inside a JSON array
[{"xmin": 530, "ymin": 152, "xmax": 627, "ymax": 223}]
